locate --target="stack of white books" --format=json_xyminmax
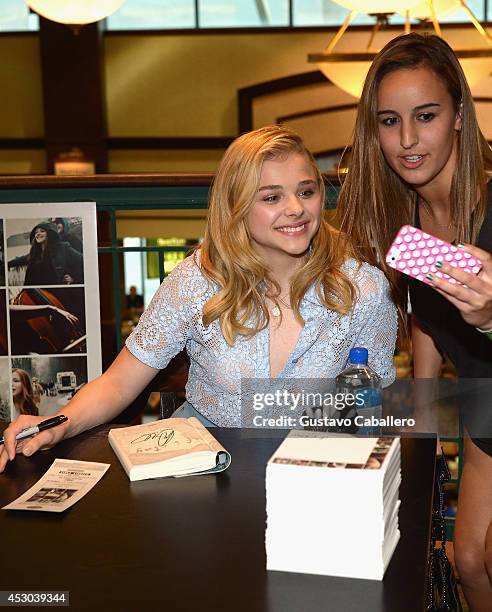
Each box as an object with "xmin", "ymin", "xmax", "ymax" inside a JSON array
[{"xmin": 265, "ymin": 431, "xmax": 401, "ymax": 581}]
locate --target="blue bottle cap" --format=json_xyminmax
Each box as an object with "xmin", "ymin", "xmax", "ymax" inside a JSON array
[{"xmin": 349, "ymin": 347, "xmax": 368, "ymax": 365}]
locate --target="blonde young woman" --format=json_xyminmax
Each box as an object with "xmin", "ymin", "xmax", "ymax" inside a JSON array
[
  {"xmin": 0, "ymin": 125, "xmax": 396, "ymax": 452},
  {"xmin": 337, "ymin": 33, "xmax": 492, "ymax": 610}
]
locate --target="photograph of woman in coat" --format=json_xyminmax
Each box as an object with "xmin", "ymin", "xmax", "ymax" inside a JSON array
[{"xmin": 8, "ymin": 220, "xmax": 84, "ymax": 286}]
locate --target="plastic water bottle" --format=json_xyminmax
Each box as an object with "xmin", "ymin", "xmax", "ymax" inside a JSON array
[{"xmin": 335, "ymin": 347, "xmax": 382, "ymax": 437}]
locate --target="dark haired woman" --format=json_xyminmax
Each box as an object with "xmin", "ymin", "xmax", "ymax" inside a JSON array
[
  {"xmin": 9, "ymin": 222, "xmax": 83, "ymax": 285},
  {"xmin": 337, "ymin": 33, "xmax": 492, "ymax": 609}
]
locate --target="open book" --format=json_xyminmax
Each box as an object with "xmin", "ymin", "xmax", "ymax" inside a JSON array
[{"xmin": 108, "ymin": 417, "xmax": 231, "ymax": 481}]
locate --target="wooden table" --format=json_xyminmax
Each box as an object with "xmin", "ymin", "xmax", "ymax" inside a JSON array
[{"xmin": 0, "ymin": 425, "xmax": 435, "ymax": 612}]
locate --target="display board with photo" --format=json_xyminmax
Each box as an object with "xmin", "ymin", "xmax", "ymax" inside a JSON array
[
  {"xmin": 0, "ymin": 204, "xmax": 100, "ymax": 421},
  {"xmin": 11, "ymin": 356, "xmax": 88, "ymax": 418}
]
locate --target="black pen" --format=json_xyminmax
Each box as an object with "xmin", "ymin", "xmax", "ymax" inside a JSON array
[{"xmin": 0, "ymin": 415, "xmax": 68, "ymax": 446}]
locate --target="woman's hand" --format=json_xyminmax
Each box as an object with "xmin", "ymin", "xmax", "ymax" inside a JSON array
[
  {"xmin": 427, "ymin": 244, "xmax": 492, "ymax": 330},
  {"xmin": 0, "ymin": 349, "xmax": 160, "ymax": 474},
  {"xmin": 50, "ymin": 306, "xmax": 79, "ymax": 327},
  {"xmin": 63, "ymin": 274, "xmax": 74, "ymax": 284},
  {"xmin": 0, "ymin": 414, "xmax": 68, "ymax": 473}
]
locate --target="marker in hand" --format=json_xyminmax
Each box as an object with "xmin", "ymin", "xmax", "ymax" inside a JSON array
[{"xmin": 0, "ymin": 415, "xmax": 68, "ymax": 446}]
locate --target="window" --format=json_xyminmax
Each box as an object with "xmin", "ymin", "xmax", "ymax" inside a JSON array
[
  {"xmin": 294, "ymin": 0, "xmax": 375, "ymax": 26},
  {"xmin": 0, "ymin": 0, "xmax": 487, "ymax": 32},
  {"xmin": 199, "ymin": 0, "xmax": 289, "ymax": 27},
  {"xmin": 0, "ymin": 0, "xmax": 39, "ymax": 31},
  {"xmin": 293, "ymin": 0, "xmax": 487, "ymax": 26},
  {"xmin": 107, "ymin": 0, "xmax": 195, "ymax": 30},
  {"xmin": 106, "ymin": 0, "xmax": 488, "ymax": 30},
  {"xmin": 436, "ymin": 0, "xmax": 485, "ymax": 24}
]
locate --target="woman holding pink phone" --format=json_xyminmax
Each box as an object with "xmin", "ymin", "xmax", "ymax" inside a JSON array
[{"xmin": 338, "ymin": 33, "xmax": 492, "ymax": 609}]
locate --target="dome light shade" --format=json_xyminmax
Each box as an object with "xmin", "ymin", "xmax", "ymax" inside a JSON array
[
  {"xmin": 310, "ymin": 1, "xmax": 492, "ymax": 98},
  {"xmin": 317, "ymin": 61, "xmax": 371, "ymax": 99},
  {"xmin": 25, "ymin": 0, "xmax": 125, "ymax": 25},
  {"xmin": 401, "ymin": 0, "xmax": 460, "ymax": 19},
  {"xmin": 332, "ymin": 0, "xmax": 420, "ymax": 13},
  {"xmin": 312, "ymin": 50, "xmax": 492, "ymax": 98}
]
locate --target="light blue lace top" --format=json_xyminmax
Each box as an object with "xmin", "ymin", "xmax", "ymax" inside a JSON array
[{"xmin": 126, "ymin": 253, "xmax": 397, "ymax": 426}]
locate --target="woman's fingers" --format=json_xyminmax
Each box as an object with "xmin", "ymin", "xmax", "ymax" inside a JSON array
[
  {"xmin": 62, "ymin": 310, "xmax": 78, "ymax": 325},
  {"xmin": 427, "ymin": 244, "xmax": 492, "ymax": 328},
  {"xmin": 432, "ymin": 263, "xmax": 483, "ymax": 292},
  {"xmin": 0, "ymin": 421, "xmax": 27, "ymax": 469},
  {"xmin": 433, "ymin": 285, "xmax": 471, "ymax": 311},
  {"xmin": 54, "ymin": 307, "xmax": 79, "ymax": 326},
  {"xmin": 1, "ymin": 415, "xmax": 41, "ymax": 461},
  {"xmin": 458, "ymin": 242, "xmax": 492, "ymax": 268},
  {"xmin": 67, "ymin": 313, "xmax": 79, "ymax": 325},
  {"xmin": 0, "ymin": 415, "xmax": 61, "ymax": 473},
  {"xmin": 21, "ymin": 429, "xmax": 58, "ymax": 456},
  {"xmin": 0, "ymin": 444, "xmax": 10, "ymax": 472}
]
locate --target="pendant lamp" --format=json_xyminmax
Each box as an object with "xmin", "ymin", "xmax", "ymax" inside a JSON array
[{"xmin": 25, "ymin": 0, "xmax": 125, "ymax": 26}]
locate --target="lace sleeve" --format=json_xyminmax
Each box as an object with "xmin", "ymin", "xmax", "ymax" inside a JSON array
[
  {"xmin": 125, "ymin": 256, "xmax": 209, "ymax": 370},
  {"xmin": 351, "ymin": 264, "xmax": 398, "ymax": 385}
]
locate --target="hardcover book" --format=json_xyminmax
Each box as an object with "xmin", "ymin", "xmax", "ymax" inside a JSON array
[{"xmin": 108, "ymin": 417, "xmax": 231, "ymax": 481}]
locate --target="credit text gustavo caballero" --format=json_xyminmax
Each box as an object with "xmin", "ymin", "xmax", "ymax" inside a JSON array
[{"xmin": 250, "ymin": 389, "xmax": 416, "ymax": 429}]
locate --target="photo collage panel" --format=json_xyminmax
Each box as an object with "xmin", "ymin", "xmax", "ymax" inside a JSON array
[{"xmin": 0, "ymin": 207, "xmax": 101, "ymax": 422}]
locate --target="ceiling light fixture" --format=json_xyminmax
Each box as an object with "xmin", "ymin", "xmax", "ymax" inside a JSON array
[
  {"xmin": 25, "ymin": 0, "xmax": 125, "ymax": 27},
  {"xmin": 308, "ymin": 0, "xmax": 492, "ymax": 98}
]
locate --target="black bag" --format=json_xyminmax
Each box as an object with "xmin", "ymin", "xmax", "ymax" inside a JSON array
[{"xmin": 426, "ymin": 451, "xmax": 463, "ymax": 611}]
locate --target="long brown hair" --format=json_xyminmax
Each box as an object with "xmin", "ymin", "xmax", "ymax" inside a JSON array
[
  {"xmin": 12, "ymin": 368, "xmax": 38, "ymax": 416},
  {"xmin": 337, "ymin": 33, "xmax": 492, "ymax": 322},
  {"xmin": 28, "ymin": 223, "xmax": 58, "ymax": 264},
  {"xmin": 200, "ymin": 125, "xmax": 357, "ymax": 345}
]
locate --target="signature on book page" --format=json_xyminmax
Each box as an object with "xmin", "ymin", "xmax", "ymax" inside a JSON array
[{"xmin": 130, "ymin": 428, "xmax": 176, "ymax": 453}]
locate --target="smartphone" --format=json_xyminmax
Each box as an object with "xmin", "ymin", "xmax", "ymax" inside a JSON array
[{"xmin": 385, "ymin": 225, "xmax": 482, "ymax": 285}]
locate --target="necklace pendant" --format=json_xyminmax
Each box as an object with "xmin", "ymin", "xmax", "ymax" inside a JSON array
[{"xmin": 271, "ymin": 305, "xmax": 281, "ymax": 317}]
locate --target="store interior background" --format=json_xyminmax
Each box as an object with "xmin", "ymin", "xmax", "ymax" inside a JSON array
[
  {"xmin": 3, "ymin": 6, "xmax": 492, "ymax": 303},
  {"xmin": 2, "ymin": 1, "xmax": 492, "ymax": 537}
]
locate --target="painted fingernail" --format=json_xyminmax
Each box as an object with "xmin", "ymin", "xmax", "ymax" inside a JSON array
[
  {"xmin": 426, "ymin": 273, "xmax": 433, "ymax": 281},
  {"xmin": 435, "ymin": 261, "xmax": 443, "ymax": 269},
  {"xmin": 457, "ymin": 243, "xmax": 465, "ymax": 249}
]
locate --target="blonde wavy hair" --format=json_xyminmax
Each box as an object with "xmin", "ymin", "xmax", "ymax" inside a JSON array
[
  {"xmin": 337, "ymin": 33, "xmax": 492, "ymax": 326},
  {"xmin": 199, "ymin": 125, "xmax": 357, "ymax": 345}
]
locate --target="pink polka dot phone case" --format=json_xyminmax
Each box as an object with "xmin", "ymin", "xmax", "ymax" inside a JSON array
[{"xmin": 385, "ymin": 225, "xmax": 482, "ymax": 285}]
